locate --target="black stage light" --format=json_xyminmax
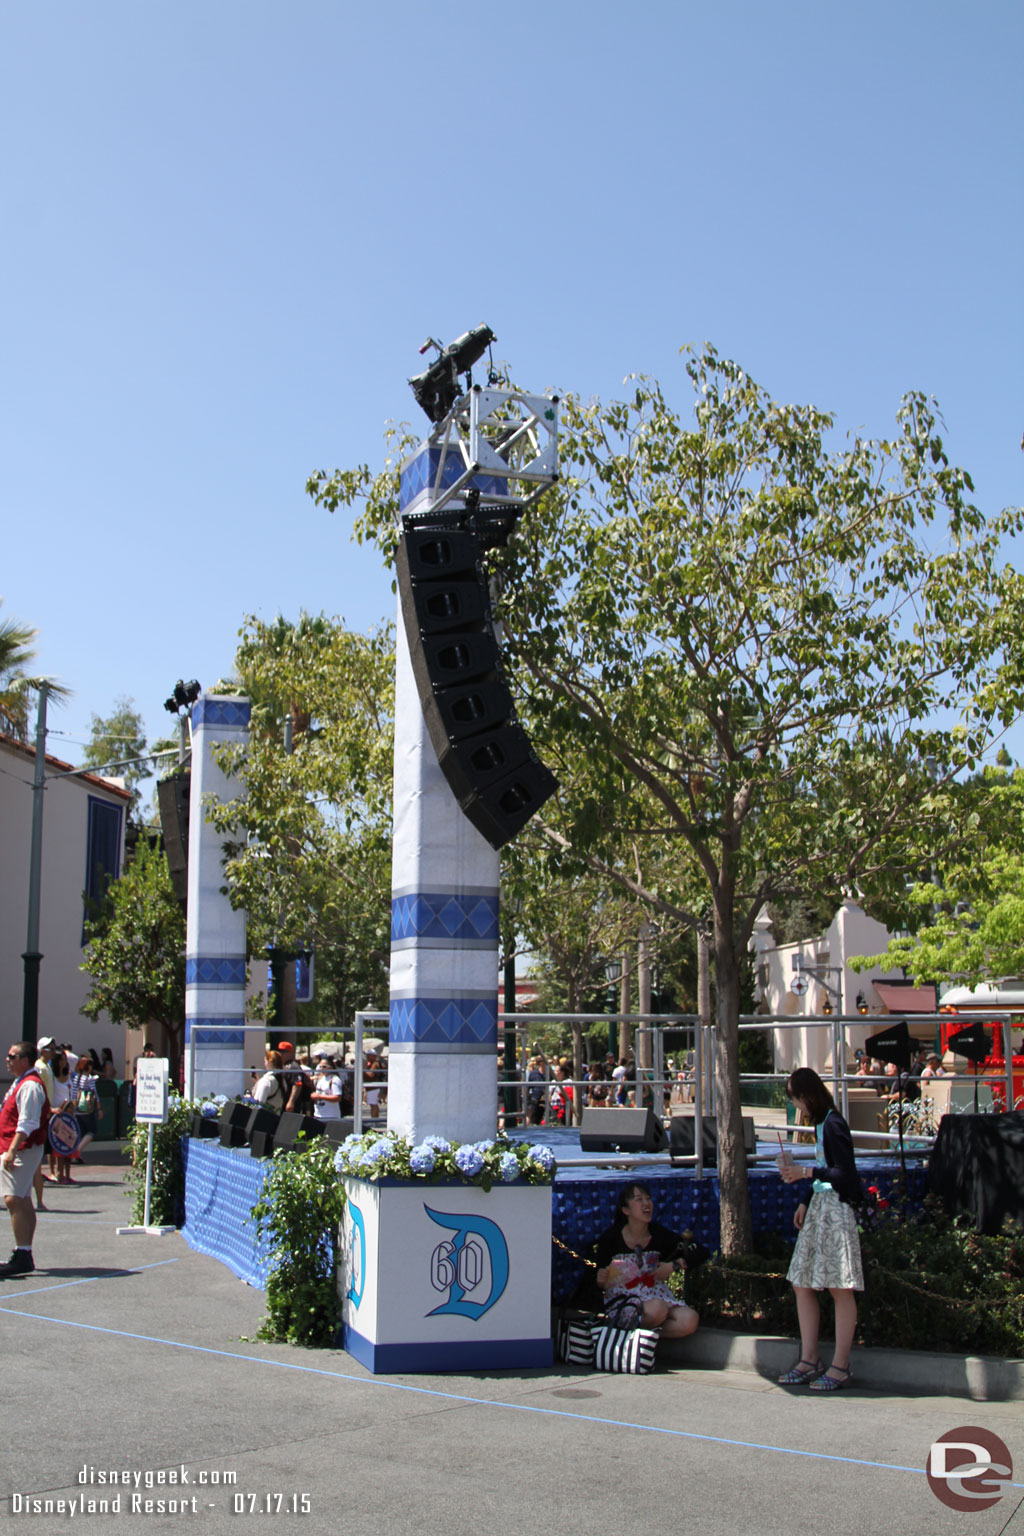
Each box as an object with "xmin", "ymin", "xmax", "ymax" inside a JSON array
[{"xmin": 409, "ymin": 324, "xmax": 496, "ymax": 423}]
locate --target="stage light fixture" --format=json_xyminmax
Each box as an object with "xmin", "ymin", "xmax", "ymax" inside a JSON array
[
  {"xmin": 409, "ymin": 323, "xmax": 496, "ymax": 423},
  {"xmin": 857, "ymin": 992, "xmax": 869, "ymax": 1014}
]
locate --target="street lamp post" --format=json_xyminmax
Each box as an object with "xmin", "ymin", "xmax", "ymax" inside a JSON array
[{"xmin": 21, "ymin": 683, "xmax": 48, "ymax": 1037}]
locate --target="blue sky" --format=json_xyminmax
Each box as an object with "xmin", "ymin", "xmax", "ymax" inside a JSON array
[{"xmin": 2, "ymin": 1, "xmax": 1021, "ymax": 775}]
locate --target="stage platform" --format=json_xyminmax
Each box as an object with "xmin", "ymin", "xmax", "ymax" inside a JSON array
[{"xmin": 180, "ymin": 1131, "xmax": 927, "ymax": 1301}]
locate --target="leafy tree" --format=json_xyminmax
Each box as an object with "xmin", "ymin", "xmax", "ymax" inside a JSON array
[
  {"xmin": 853, "ymin": 766, "xmax": 1024, "ymax": 986},
  {"xmin": 208, "ymin": 613, "xmax": 395, "ymax": 1035},
  {"xmin": 81, "ymin": 837, "xmax": 187, "ymax": 1067},
  {"xmin": 81, "ymin": 696, "xmax": 150, "ymax": 820},
  {"xmin": 313, "ymin": 345, "xmax": 1024, "ymax": 1253}
]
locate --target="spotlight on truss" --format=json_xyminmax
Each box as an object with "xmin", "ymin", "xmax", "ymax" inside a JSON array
[{"xmin": 408, "ymin": 323, "xmax": 496, "ymax": 424}]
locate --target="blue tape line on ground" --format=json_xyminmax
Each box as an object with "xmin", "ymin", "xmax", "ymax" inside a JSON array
[{"xmin": 0, "ymin": 1304, "xmax": 1013, "ymax": 1486}]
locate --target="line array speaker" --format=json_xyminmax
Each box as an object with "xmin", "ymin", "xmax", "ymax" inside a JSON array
[
  {"xmin": 397, "ymin": 525, "xmax": 557, "ymax": 848},
  {"xmin": 156, "ymin": 774, "xmax": 191, "ymax": 906}
]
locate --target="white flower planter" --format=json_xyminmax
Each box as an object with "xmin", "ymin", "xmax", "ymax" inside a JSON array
[{"xmin": 338, "ymin": 1176, "xmax": 552, "ymax": 1373}]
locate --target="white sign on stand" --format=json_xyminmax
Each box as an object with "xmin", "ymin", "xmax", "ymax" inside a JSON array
[{"xmin": 115, "ymin": 1058, "xmax": 176, "ymax": 1238}]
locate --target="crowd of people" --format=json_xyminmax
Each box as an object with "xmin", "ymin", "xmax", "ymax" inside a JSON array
[{"xmin": 250, "ymin": 1039, "xmax": 365, "ymax": 1121}]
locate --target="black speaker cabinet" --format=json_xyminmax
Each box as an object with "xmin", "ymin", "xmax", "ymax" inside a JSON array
[
  {"xmin": 399, "ymin": 526, "xmax": 481, "ymax": 582},
  {"xmin": 218, "ymin": 1101, "xmax": 252, "ymax": 1149},
  {"xmin": 459, "ymin": 757, "xmax": 559, "ymax": 848},
  {"xmin": 156, "ymin": 774, "xmax": 191, "ymax": 906},
  {"xmin": 947, "ymin": 1022, "xmax": 992, "ymax": 1065},
  {"xmin": 190, "ymin": 1113, "xmax": 220, "ymax": 1140},
  {"xmin": 669, "ymin": 1115, "xmax": 756, "ymax": 1165},
  {"xmin": 245, "ymin": 1105, "xmax": 279, "ymax": 1142},
  {"xmin": 579, "ymin": 1107, "xmax": 668, "ymax": 1153},
  {"xmin": 273, "ymin": 1112, "xmax": 324, "ymax": 1153},
  {"xmin": 319, "ymin": 1118, "xmax": 356, "ymax": 1144},
  {"xmin": 249, "ymin": 1130, "xmax": 275, "ymax": 1159}
]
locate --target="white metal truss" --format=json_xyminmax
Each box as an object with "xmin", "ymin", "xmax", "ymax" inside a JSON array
[{"xmin": 426, "ymin": 386, "xmax": 559, "ymax": 517}]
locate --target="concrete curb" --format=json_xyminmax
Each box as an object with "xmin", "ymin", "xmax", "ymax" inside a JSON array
[{"xmin": 660, "ymin": 1327, "xmax": 1024, "ymax": 1401}]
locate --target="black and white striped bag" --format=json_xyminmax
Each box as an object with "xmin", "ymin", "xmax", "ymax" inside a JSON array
[
  {"xmin": 556, "ymin": 1316, "xmax": 597, "ymax": 1366},
  {"xmin": 591, "ymin": 1323, "xmax": 659, "ymax": 1374}
]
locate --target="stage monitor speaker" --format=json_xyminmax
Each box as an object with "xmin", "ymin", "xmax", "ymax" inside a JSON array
[
  {"xmin": 579, "ymin": 1107, "xmax": 668, "ymax": 1153},
  {"xmin": 320, "ymin": 1118, "xmax": 356, "ymax": 1144},
  {"xmin": 865, "ymin": 1019, "xmax": 912, "ymax": 1072},
  {"xmin": 273, "ymin": 1112, "xmax": 324, "ymax": 1153},
  {"xmin": 459, "ymin": 758, "xmax": 559, "ymax": 850},
  {"xmin": 947, "ymin": 1022, "xmax": 991, "ymax": 1065},
  {"xmin": 245, "ymin": 1106, "xmax": 279, "ymax": 1141},
  {"xmin": 669, "ymin": 1115, "xmax": 756, "ymax": 1166},
  {"xmin": 190, "ymin": 1113, "xmax": 220, "ymax": 1140},
  {"xmin": 156, "ymin": 774, "xmax": 191, "ymax": 906},
  {"xmin": 249, "ymin": 1130, "xmax": 275, "ymax": 1159},
  {"xmin": 218, "ymin": 1101, "xmax": 252, "ymax": 1148}
]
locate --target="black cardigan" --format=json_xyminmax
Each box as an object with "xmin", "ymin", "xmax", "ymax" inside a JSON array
[{"xmin": 808, "ymin": 1110, "xmax": 864, "ymax": 1206}]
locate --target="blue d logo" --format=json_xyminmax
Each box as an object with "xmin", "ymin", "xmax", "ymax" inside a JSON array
[
  {"xmin": 424, "ymin": 1206, "xmax": 509, "ymax": 1321},
  {"xmin": 346, "ymin": 1197, "xmax": 366, "ymax": 1308}
]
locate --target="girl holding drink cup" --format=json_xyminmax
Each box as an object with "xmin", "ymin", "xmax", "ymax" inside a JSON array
[{"xmin": 776, "ymin": 1067, "xmax": 864, "ymax": 1391}]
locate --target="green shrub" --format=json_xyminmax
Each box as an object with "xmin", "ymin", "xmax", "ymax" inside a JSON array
[{"xmin": 250, "ymin": 1137, "xmax": 346, "ymax": 1347}]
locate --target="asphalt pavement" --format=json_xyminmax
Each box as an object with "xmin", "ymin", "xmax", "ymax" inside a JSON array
[{"xmin": 1, "ymin": 1143, "xmax": 1021, "ymax": 1536}]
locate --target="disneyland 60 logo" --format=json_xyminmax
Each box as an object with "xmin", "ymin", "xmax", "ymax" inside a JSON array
[{"xmin": 927, "ymin": 1426, "xmax": 1013, "ymax": 1512}]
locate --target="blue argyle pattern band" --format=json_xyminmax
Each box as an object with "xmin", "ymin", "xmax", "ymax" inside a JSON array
[
  {"xmin": 185, "ymin": 1017, "xmax": 246, "ymax": 1046},
  {"xmin": 389, "ymin": 995, "xmax": 497, "ymax": 1051},
  {"xmin": 391, "ymin": 891, "xmax": 499, "ymax": 947},
  {"xmin": 191, "ymin": 697, "xmax": 251, "ymax": 730},
  {"xmin": 186, "ymin": 956, "xmax": 248, "ymax": 987},
  {"xmin": 400, "ymin": 445, "xmax": 505, "ymax": 508}
]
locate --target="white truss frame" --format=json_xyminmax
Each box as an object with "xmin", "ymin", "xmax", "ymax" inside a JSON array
[{"xmin": 426, "ymin": 386, "xmax": 559, "ymax": 517}]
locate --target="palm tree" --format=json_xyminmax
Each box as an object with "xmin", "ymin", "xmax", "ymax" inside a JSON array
[{"xmin": 0, "ymin": 600, "xmax": 71, "ymax": 739}]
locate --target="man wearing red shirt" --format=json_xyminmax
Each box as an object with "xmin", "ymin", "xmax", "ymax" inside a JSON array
[{"xmin": 0, "ymin": 1042, "xmax": 50, "ymax": 1277}]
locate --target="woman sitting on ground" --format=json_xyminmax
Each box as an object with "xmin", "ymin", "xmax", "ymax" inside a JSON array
[{"xmin": 592, "ymin": 1180, "xmax": 699, "ymax": 1338}]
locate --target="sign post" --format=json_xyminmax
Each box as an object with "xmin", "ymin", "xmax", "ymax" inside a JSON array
[{"xmin": 115, "ymin": 1058, "xmax": 176, "ymax": 1237}]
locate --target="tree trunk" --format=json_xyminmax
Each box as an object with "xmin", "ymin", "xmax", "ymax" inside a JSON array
[
  {"xmin": 713, "ymin": 909, "xmax": 753, "ymax": 1255},
  {"xmin": 617, "ymin": 954, "xmax": 631, "ymax": 1062}
]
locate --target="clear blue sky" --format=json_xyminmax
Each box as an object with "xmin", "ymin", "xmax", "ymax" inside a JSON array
[{"xmin": 2, "ymin": 1, "xmax": 1021, "ymax": 775}]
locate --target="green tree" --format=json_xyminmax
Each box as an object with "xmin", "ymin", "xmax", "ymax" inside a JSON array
[
  {"xmin": 209, "ymin": 613, "xmax": 395, "ymax": 1035},
  {"xmin": 81, "ymin": 696, "xmax": 150, "ymax": 821},
  {"xmin": 853, "ymin": 766, "xmax": 1024, "ymax": 986},
  {"xmin": 313, "ymin": 345, "xmax": 1024, "ymax": 1254},
  {"xmin": 81, "ymin": 837, "xmax": 187, "ymax": 1067}
]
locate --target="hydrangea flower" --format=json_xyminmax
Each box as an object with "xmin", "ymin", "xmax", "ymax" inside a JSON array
[
  {"xmin": 423, "ymin": 1136, "xmax": 451, "ymax": 1153},
  {"xmin": 498, "ymin": 1151, "xmax": 521, "ymax": 1183},
  {"xmin": 409, "ymin": 1144, "xmax": 437, "ymax": 1174},
  {"xmin": 473, "ymin": 1139, "xmax": 496, "ymax": 1154},
  {"xmin": 528, "ymin": 1145, "xmax": 555, "ymax": 1173},
  {"xmin": 454, "ymin": 1144, "xmax": 485, "ymax": 1177},
  {"xmin": 333, "ymin": 1147, "xmax": 348, "ymax": 1175}
]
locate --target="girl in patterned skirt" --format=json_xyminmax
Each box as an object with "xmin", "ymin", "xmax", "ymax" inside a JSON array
[{"xmin": 777, "ymin": 1067, "xmax": 864, "ymax": 1391}]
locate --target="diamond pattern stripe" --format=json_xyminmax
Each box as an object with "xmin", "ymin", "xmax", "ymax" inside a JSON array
[
  {"xmin": 391, "ymin": 893, "xmax": 498, "ymax": 944},
  {"xmin": 186, "ymin": 957, "xmax": 247, "ymax": 986},
  {"xmin": 389, "ymin": 997, "xmax": 497, "ymax": 1046}
]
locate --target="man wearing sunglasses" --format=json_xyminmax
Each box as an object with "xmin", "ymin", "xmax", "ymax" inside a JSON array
[{"xmin": 0, "ymin": 1042, "xmax": 51, "ymax": 1277}]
